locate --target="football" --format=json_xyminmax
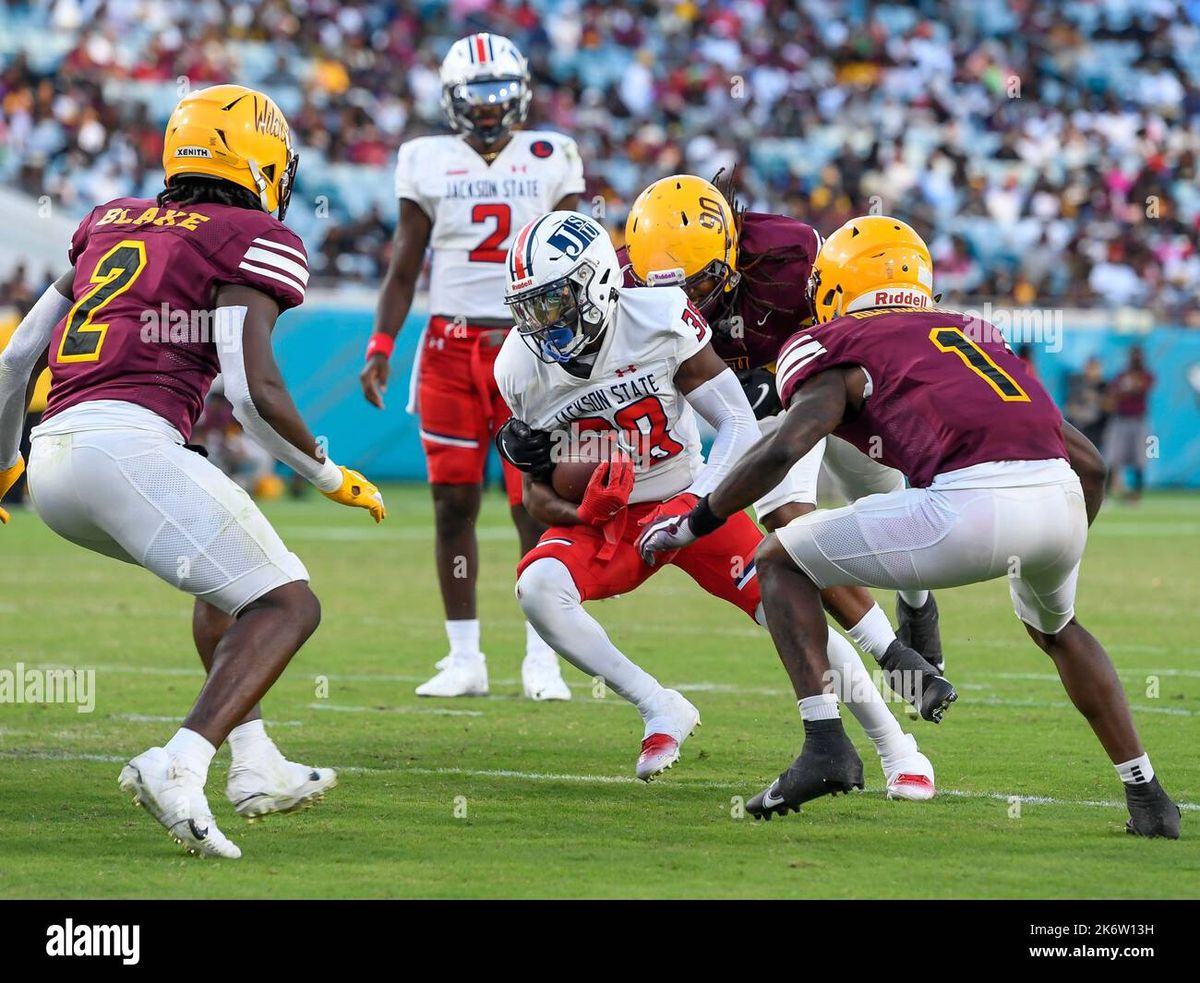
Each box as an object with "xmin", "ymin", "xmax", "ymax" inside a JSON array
[{"xmin": 551, "ymin": 456, "xmax": 602, "ymax": 503}]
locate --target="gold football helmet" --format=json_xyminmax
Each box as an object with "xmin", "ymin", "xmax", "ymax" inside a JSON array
[
  {"xmin": 808, "ymin": 216, "xmax": 934, "ymax": 323},
  {"xmin": 162, "ymin": 84, "xmax": 298, "ymax": 218},
  {"xmin": 624, "ymin": 175, "xmax": 739, "ymax": 311}
]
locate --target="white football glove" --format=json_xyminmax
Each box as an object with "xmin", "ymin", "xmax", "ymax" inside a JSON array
[{"xmin": 636, "ymin": 512, "xmax": 699, "ymax": 566}]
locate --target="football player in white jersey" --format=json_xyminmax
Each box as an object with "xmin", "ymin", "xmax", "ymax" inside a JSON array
[
  {"xmin": 493, "ymin": 211, "xmax": 935, "ymax": 793},
  {"xmin": 360, "ymin": 34, "xmax": 585, "ymax": 700}
]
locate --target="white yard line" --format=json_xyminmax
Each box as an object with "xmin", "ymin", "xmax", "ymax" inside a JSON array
[{"xmin": 1, "ymin": 749, "xmax": 1194, "ymax": 813}]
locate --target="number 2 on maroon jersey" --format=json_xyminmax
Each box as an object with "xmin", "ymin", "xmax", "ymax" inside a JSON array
[
  {"xmin": 929, "ymin": 326, "xmax": 1030, "ymax": 402},
  {"xmin": 468, "ymin": 203, "xmax": 512, "ymax": 263},
  {"xmin": 58, "ymin": 239, "xmax": 148, "ymax": 364}
]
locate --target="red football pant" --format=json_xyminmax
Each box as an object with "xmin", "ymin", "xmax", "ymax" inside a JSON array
[
  {"xmin": 516, "ymin": 500, "xmax": 764, "ymax": 619},
  {"xmin": 416, "ymin": 316, "xmax": 523, "ymax": 506}
]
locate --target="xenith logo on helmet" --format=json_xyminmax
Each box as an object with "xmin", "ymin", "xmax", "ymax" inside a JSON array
[{"xmin": 174, "ymin": 146, "xmax": 213, "ymax": 158}]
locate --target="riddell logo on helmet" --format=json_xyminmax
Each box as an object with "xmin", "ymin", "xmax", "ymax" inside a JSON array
[
  {"xmin": 873, "ymin": 288, "xmax": 930, "ymax": 307},
  {"xmin": 174, "ymin": 146, "xmax": 213, "ymax": 158},
  {"xmin": 646, "ymin": 268, "xmax": 685, "ymax": 285},
  {"xmin": 510, "ymin": 275, "xmax": 536, "ymax": 292}
]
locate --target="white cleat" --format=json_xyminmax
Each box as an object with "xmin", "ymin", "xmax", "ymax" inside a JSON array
[
  {"xmin": 118, "ymin": 747, "xmax": 241, "ymax": 859},
  {"xmin": 434, "ymin": 654, "xmax": 451, "ymax": 671},
  {"xmin": 415, "ymin": 655, "xmax": 489, "ymax": 697},
  {"xmin": 636, "ymin": 689, "xmax": 701, "ymax": 782},
  {"xmin": 522, "ymin": 654, "xmax": 572, "ymax": 701},
  {"xmin": 227, "ymin": 755, "xmax": 338, "ymax": 819},
  {"xmin": 882, "ymin": 734, "xmax": 936, "ymax": 801}
]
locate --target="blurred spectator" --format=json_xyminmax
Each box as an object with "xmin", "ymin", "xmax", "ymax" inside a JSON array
[
  {"xmin": 1065, "ymin": 356, "xmax": 1110, "ymax": 449},
  {"xmin": 1104, "ymin": 346, "xmax": 1156, "ymax": 502},
  {"xmin": 0, "ymin": 0, "xmax": 1198, "ymax": 319}
]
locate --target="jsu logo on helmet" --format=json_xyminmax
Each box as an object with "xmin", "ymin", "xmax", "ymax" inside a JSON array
[{"xmin": 547, "ymin": 214, "xmax": 600, "ymax": 259}]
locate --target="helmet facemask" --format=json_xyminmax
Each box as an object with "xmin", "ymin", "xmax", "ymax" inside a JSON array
[
  {"xmin": 444, "ymin": 77, "xmax": 529, "ymax": 145},
  {"xmin": 510, "ymin": 263, "xmax": 609, "ymax": 365}
]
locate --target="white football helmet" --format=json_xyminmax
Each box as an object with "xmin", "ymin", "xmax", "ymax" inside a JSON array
[
  {"xmin": 505, "ymin": 211, "xmax": 622, "ymax": 365},
  {"xmin": 439, "ymin": 33, "xmax": 532, "ymax": 145}
]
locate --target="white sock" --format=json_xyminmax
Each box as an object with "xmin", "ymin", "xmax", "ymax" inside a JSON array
[
  {"xmin": 164, "ymin": 727, "xmax": 216, "ymax": 782},
  {"xmin": 524, "ymin": 621, "xmax": 557, "ymax": 662},
  {"xmin": 1115, "ymin": 753, "xmax": 1154, "ymax": 785},
  {"xmin": 798, "ymin": 693, "xmax": 840, "ymax": 721},
  {"xmin": 846, "ymin": 603, "xmax": 897, "ymax": 660},
  {"xmin": 824, "ymin": 629, "xmax": 907, "ymax": 758},
  {"xmin": 899, "ymin": 589, "xmax": 929, "ymax": 609},
  {"xmin": 517, "ymin": 558, "xmax": 660, "ymax": 714},
  {"xmin": 228, "ymin": 719, "xmax": 276, "ymax": 766},
  {"xmin": 445, "ymin": 619, "xmax": 482, "ymax": 661}
]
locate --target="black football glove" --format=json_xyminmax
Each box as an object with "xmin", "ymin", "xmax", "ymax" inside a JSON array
[
  {"xmin": 496, "ymin": 418, "xmax": 554, "ymax": 481},
  {"xmin": 739, "ymin": 366, "xmax": 782, "ymax": 420}
]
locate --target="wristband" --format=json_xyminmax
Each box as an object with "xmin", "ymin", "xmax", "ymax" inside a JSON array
[
  {"xmin": 689, "ymin": 495, "xmax": 727, "ymax": 536},
  {"xmin": 365, "ymin": 332, "xmax": 396, "ymax": 361},
  {"xmin": 312, "ymin": 458, "xmax": 344, "ymax": 493}
]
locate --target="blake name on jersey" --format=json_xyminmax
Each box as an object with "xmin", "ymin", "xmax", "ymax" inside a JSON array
[
  {"xmin": 494, "ymin": 286, "xmax": 712, "ymax": 504},
  {"xmin": 396, "ymin": 132, "xmax": 585, "ymax": 320}
]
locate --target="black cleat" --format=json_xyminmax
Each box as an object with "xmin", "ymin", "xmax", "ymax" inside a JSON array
[
  {"xmin": 1124, "ymin": 777, "xmax": 1181, "ymax": 839},
  {"xmin": 896, "ymin": 593, "xmax": 944, "ymax": 673},
  {"xmin": 746, "ymin": 720, "xmax": 864, "ymax": 820},
  {"xmin": 878, "ymin": 638, "xmax": 957, "ymax": 723}
]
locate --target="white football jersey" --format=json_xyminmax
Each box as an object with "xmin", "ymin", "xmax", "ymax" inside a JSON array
[
  {"xmin": 494, "ymin": 287, "xmax": 713, "ymax": 504},
  {"xmin": 395, "ymin": 131, "xmax": 585, "ymax": 320}
]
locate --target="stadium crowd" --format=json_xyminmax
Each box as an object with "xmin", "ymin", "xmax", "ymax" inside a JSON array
[{"xmin": 1, "ymin": 0, "xmax": 1199, "ymax": 322}]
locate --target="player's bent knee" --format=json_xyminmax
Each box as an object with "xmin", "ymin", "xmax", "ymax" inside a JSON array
[
  {"xmin": 515, "ymin": 557, "xmax": 577, "ymax": 617},
  {"xmin": 246, "ymin": 580, "xmax": 321, "ymax": 637},
  {"xmin": 755, "ymin": 533, "xmax": 797, "ymax": 580}
]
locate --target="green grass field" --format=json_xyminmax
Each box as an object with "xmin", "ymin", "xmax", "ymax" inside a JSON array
[{"xmin": 1, "ymin": 485, "xmax": 1197, "ymax": 898}]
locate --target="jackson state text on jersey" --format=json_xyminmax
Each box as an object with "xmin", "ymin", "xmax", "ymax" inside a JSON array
[
  {"xmin": 493, "ymin": 287, "xmax": 713, "ymax": 504},
  {"xmin": 41, "ymin": 197, "xmax": 309, "ymax": 441},
  {"xmin": 774, "ymin": 307, "xmax": 1068, "ymax": 487},
  {"xmin": 395, "ymin": 131, "xmax": 585, "ymax": 321}
]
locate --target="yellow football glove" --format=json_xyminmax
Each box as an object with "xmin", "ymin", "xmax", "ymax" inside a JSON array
[
  {"xmin": 322, "ymin": 465, "xmax": 386, "ymax": 523},
  {"xmin": 0, "ymin": 456, "xmax": 25, "ymax": 526}
]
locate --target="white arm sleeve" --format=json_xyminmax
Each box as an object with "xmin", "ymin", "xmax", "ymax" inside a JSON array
[
  {"xmin": 214, "ymin": 305, "xmax": 343, "ymax": 492},
  {"xmin": 684, "ymin": 368, "xmax": 761, "ymax": 498},
  {"xmin": 0, "ymin": 283, "xmax": 72, "ymax": 468}
]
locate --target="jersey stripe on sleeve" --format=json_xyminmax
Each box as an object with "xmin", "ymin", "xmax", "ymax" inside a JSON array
[{"xmin": 237, "ymin": 238, "xmax": 309, "ymax": 299}]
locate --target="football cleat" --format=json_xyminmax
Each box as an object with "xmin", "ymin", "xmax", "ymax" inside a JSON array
[
  {"xmin": 878, "ymin": 638, "xmax": 957, "ymax": 723},
  {"xmin": 746, "ymin": 721, "xmax": 864, "ymax": 820},
  {"xmin": 896, "ymin": 593, "xmax": 944, "ymax": 673},
  {"xmin": 227, "ymin": 755, "xmax": 338, "ymax": 819},
  {"xmin": 521, "ymin": 654, "xmax": 572, "ymax": 701},
  {"xmin": 881, "ymin": 733, "xmax": 936, "ymax": 801},
  {"xmin": 636, "ymin": 689, "xmax": 701, "ymax": 781},
  {"xmin": 1124, "ymin": 778, "xmax": 1181, "ymax": 839},
  {"xmin": 118, "ymin": 747, "xmax": 241, "ymax": 859},
  {"xmin": 416, "ymin": 655, "xmax": 489, "ymax": 697}
]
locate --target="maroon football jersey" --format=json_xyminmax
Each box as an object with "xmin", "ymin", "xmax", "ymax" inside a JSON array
[
  {"xmin": 618, "ymin": 212, "xmax": 818, "ymax": 372},
  {"xmin": 775, "ymin": 307, "xmax": 1068, "ymax": 487},
  {"xmin": 42, "ymin": 197, "xmax": 308, "ymax": 440}
]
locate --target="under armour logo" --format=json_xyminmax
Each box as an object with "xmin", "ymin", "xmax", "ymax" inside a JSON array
[{"xmin": 614, "ymin": 364, "xmax": 637, "ymax": 376}]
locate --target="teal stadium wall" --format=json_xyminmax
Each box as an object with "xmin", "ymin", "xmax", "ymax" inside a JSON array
[{"xmin": 273, "ymin": 305, "xmax": 1200, "ymax": 488}]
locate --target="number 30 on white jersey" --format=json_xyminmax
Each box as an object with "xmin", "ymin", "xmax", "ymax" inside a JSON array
[{"xmin": 395, "ymin": 131, "xmax": 585, "ymax": 321}]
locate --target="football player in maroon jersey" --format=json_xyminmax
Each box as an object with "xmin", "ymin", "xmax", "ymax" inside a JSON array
[
  {"xmin": 0, "ymin": 85, "xmax": 386, "ymax": 858},
  {"xmin": 623, "ymin": 175, "xmax": 950, "ymax": 719},
  {"xmin": 640, "ymin": 216, "xmax": 1180, "ymax": 838}
]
